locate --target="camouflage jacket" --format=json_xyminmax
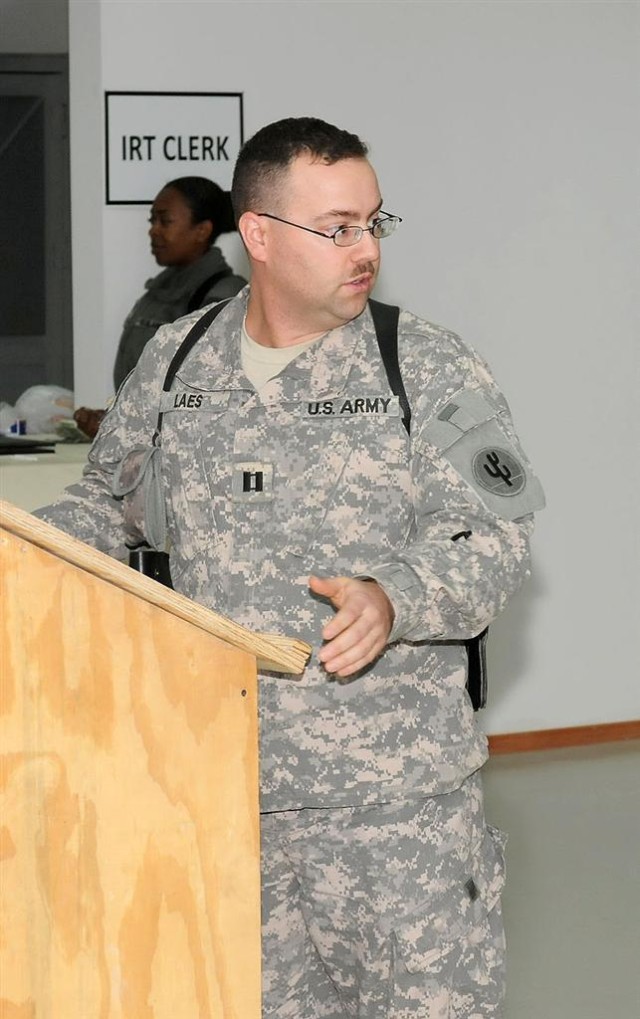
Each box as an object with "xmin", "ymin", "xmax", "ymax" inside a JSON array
[{"xmin": 37, "ymin": 288, "xmax": 544, "ymax": 811}]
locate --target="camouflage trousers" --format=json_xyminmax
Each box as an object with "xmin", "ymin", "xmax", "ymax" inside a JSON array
[{"xmin": 260, "ymin": 771, "xmax": 506, "ymax": 1018}]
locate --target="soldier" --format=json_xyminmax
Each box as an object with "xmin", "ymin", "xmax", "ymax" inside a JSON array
[
  {"xmin": 112, "ymin": 175, "xmax": 247, "ymax": 390},
  {"xmin": 37, "ymin": 117, "xmax": 544, "ymax": 1017}
]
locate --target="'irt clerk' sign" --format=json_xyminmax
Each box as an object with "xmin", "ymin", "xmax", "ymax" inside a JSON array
[{"xmin": 105, "ymin": 92, "xmax": 244, "ymax": 204}]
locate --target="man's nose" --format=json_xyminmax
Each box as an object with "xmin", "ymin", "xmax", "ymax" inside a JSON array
[{"xmin": 353, "ymin": 228, "xmax": 380, "ymax": 260}]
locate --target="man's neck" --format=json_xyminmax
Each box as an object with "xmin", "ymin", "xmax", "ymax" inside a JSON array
[{"xmin": 245, "ymin": 290, "xmax": 337, "ymax": 349}]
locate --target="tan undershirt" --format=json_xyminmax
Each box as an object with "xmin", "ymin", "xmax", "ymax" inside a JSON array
[{"xmin": 241, "ymin": 318, "xmax": 321, "ymax": 391}]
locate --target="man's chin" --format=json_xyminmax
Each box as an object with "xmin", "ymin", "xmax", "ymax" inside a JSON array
[
  {"xmin": 324, "ymin": 297, "xmax": 369, "ymax": 333},
  {"xmin": 341, "ymin": 284, "xmax": 373, "ymax": 317}
]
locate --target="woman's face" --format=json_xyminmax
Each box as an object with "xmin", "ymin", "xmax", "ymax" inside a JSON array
[{"xmin": 148, "ymin": 187, "xmax": 213, "ymax": 267}]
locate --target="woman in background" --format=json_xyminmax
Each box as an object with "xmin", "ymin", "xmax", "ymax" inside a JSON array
[{"xmin": 112, "ymin": 175, "xmax": 247, "ymax": 390}]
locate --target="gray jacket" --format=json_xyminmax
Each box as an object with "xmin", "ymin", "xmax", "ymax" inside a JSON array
[
  {"xmin": 112, "ymin": 246, "xmax": 246, "ymax": 389},
  {"xmin": 38, "ymin": 288, "xmax": 544, "ymax": 812}
]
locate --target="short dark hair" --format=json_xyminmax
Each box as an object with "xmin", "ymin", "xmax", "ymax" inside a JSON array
[
  {"xmin": 231, "ymin": 117, "xmax": 368, "ymax": 219},
  {"xmin": 162, "ymin": 176, "xmax": 236, "ymax": 241}
]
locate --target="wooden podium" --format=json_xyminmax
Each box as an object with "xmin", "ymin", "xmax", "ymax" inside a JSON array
[{"xmin": 0, "ymin": 499, "xmax": 310, "ymax": 1019}]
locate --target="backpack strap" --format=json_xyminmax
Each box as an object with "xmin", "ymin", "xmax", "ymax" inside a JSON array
[
  {"xmin": 129, "ymin": 300, "xmax": 231, "ymax": 581},
  {"xmin": 367, "ymin": 298, "xmax": 488, "ymax": 710},
  {"xmin": 464, "ymin": 627, "xmax": 489, "ymax": 711},
  {"xmin": 186, "ymin": 268, "xmax": 234, "ymax": 313},
  {"xmin": 368, "ymin": 299, "xmax": 411, "ymax": 435},
  {"xmin": 152, "ymin": 299, "xmax": 230, "ymax": 443}
]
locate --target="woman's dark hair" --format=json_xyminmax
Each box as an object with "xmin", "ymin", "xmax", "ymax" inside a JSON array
[
  {"xmin": 231, "ymin": 117, "xmax": 368, "ymax": 220},
  {"xmin": 163, "ymin": 176, "xmax": 237, "ymax": 241}
]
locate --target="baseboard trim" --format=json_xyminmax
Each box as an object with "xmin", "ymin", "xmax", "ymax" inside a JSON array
[{"xmin": 488, "ymin": 720, "xmax": 640, "ymax": 755}]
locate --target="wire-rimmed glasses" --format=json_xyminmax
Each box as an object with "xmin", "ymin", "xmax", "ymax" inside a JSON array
[{"xmin": 257, "ymin": 211, "xmax": 402, "ymax": 247}]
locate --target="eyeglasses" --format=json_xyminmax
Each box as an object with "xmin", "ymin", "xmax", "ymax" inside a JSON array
[{"xmin": 257, "ymin": 211, "xmax": 402, "ymax": 247}]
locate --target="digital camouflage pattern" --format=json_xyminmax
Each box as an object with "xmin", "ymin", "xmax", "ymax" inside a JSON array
[
  {"xmin": 36, "ymin": 286, "xmax": 543, "ymax": 814},
  {"xmin": 36, "ymin": 286, "xmax": 544, "ymax": 1014},
  {"xmin": 261, "ymin": 772, "xmax": 506, "ymax": 1017}
]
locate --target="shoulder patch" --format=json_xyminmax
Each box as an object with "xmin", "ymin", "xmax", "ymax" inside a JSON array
[
  {"xmin": 472, "ymin": 447, "xmax": 527, "ymax": 498},
  {"xmin": 421, "ymin": 391, "xmax": 545, "ymax": 520}
]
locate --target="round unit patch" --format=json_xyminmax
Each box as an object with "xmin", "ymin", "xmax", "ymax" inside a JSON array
[{"xmin": 472, "ymin": 447, "xmax": 526, "ymax": 497}]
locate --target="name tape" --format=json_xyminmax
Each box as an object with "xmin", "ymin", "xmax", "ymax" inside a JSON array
[{"xmin": 161, "ymin": 393, "xmax": 400, "ymax": 416}]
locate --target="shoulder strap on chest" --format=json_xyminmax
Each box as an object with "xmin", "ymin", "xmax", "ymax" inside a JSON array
[
  {"xmin": 152, "ymin": 299, "xmax": 230, "ymax": 441},
  {"xmin": 367, "ymin": 297, "xmax": 488, "ymax": 710},
  {"xmin": 186, "ymin": 268, "xmax": 233, "ymax": 313},
  {"xmin": 368, "ymin": 299, "xmax": 411, "ymax": 435}
]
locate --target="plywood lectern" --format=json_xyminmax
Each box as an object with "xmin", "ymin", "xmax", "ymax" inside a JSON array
[{"xmin": 0, "ymin": 499, "xmax": 310, "ymax": 1019}]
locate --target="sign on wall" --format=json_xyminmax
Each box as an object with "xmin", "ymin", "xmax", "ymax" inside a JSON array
[{"xmin": 105, "ymin": 91, "xmax": 244, "ymax": 204}]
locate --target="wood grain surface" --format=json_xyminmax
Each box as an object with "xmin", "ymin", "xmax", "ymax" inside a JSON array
[
  {"xmin": 0, "ymin": 499, "xmax": 311, "ymax": 676},
  {"xmin": 1, "ymin": 527, "xmax": 261, "ymax": 1018}
]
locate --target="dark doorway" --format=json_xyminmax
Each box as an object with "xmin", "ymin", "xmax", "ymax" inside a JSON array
[{"xmin": 0, "ymin": 54, "xmax": 73, "ymax": 405}]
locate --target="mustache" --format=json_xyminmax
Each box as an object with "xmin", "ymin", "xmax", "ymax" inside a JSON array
[{"xmin": 350, "ymin": 262, "xmax": 376, "ymax": 279}]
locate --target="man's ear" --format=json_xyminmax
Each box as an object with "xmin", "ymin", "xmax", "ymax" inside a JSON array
[{"xmin": 238, "ymin": 211, "xmax": 268, "ymax": 263}]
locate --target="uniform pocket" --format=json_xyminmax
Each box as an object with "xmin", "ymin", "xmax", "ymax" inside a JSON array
[
  {"xmin": 284, "ymin": 413, "xmax": 413, "ymax": 568},
  {"xmin": 161, "ymin": 410, "xmax": 228, "ymax": 544},
  {"xmin": 392, "ymin": 826, "xmax": 506, "ymax": 982},
  {"xmin": 112, "ymin": 444, "xmax": 167, "ymax": 549}
]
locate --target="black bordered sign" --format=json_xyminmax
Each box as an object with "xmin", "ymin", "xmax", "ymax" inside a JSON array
[{"xmin": 105, "ymin": 91, "xmax": 244, "ymax": 204}]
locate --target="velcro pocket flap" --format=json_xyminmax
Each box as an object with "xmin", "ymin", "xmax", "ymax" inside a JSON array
[
  {"xmin": 112, "ymin": 445, "xmax": 167, "ymax": 550},
  {"xmin": 112, "ymin": 446, "xmax": 157, "ymax": 497},
  {"xmin": 421, "ymin": 390, "xmax": 545, "ymax": 521}
]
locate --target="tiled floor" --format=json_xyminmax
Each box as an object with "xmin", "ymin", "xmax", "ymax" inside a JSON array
[{"xmin": 482, "ymin": 740, "xmax": 640, "ymax": 1018}]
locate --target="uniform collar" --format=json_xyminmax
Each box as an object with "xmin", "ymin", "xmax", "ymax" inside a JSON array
[
  {"xmin": 145, "ymin": 246, "xmax": 230, "ymax": 298},
  {"xmin": 174, "ymin": 288, "xmax": 373, "ymax": 397}
]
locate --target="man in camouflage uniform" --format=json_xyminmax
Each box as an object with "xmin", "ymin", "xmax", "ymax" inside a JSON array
[{"xmin": 37, "ymin": 117, "xmax": 544, "ymax": 1016}]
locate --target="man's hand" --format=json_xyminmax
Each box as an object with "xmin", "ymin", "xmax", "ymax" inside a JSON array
[{"xmin": 309, "ymin": 575, "xmax": 395, "ymax": 678}]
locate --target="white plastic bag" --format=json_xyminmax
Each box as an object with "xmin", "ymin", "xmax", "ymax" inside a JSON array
[
  {"xmin": 14, "ymin": 385, "xmax": 74, "ymax": 434},
  {"xmin": 0, "ymin": 402, "xmax": 17, "ymax": 432}
]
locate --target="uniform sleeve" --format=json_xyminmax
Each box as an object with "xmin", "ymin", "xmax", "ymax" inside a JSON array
[
  {"xmin": 362, "ymin": 337, "xmax": 545, "ymax": 644},
  {"xmin": 34, "ymin": 326, "xmax": 173, "ymax": 556}
]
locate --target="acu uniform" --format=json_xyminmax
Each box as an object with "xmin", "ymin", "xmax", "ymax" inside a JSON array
[{"xmin": 37, "ymin": 287, "xmax": 544, "ymax": 1017}]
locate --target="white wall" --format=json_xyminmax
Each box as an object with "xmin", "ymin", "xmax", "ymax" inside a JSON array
[{"xmin": 69, "ymin": 0, "xmax": 639, "ymax": 734}]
